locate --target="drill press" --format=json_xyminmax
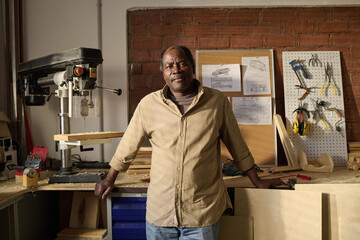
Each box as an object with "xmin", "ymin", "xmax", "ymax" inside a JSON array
[{"xmin": 17, "ymin": 47, "xmax": 121, "ymax": 183}]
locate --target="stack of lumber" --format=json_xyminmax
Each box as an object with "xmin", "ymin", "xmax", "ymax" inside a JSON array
[
  {"xmin": 348, "ymin": 142, "xmax": 360, "ymax": 154},
  {"xmin": 127, "ymin": 147, "xmax": 151, "ymax": 174}
]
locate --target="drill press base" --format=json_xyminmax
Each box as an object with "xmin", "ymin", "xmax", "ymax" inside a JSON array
[{"xmin": 48, "ymin": 171, "xmax": 107, "ymax": 184}]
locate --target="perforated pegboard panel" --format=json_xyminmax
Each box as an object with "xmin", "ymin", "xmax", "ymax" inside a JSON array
[{"xmin": 282, "ymin": 51, "xmax": 347, "ymax": 166}]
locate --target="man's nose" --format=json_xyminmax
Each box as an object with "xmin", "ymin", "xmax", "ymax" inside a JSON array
[{"xmin": 172, "ymin": 63, "xmax": 181, "ymax": 73}]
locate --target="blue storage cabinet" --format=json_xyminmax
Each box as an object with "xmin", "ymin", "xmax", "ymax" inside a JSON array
[{"xmin": 107, "ymin": 193, "xmax": 147, "ymax": 240}]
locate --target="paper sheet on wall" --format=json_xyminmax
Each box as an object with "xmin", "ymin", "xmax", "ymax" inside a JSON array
[
  {"xmin": 232, "ymin": 97, "xmax": 272, "ymax": 125},
  {"xmin": 242, "ymin": 56, "xmax": 271, "ymax": 95},
  {"xmin": 201, "ymin": 64, "xmax": 241, "ymax": 92}
]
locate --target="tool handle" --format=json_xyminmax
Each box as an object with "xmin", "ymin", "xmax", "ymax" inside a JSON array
[
  {"xmin": 334, "ymin": 108, "xmax": 342, "ymax": 118},
  {"xmin": 296, "ymin": 174, "xmax": 311, "ymax": 180},
  {"xmin": 301, "ymin": 68, "xmax": 309, "ymax": 79}
]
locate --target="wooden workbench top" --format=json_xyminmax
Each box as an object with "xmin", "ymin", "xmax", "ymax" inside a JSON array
[{"xmin": 1, "ymin": 166, "xmax": 359, "ymax": 208}]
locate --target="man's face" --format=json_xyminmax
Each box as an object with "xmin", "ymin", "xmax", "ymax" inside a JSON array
[{"xmin": 162, "ymin": 48, "xmax": 194, "ymax": 97}]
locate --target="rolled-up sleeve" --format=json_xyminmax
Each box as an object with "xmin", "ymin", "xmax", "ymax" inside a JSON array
[
  {"xmin": 109, "ymin": 101, "xmax": 147, "ymax": 172},
  {"xmin": 220, "ymin": 97, "xmax": 254, "ymax": 172}
]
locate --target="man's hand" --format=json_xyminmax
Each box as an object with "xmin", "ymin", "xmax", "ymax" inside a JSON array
[
  {"xmin": 253, "ymin": 178, "xmax": 285, "ymax": 189},
  {"xmin": 245, "ymin": 166, "xmax": 286, "ymax": 189},
  {"xmin": 94, "ymin": 167, "xmax": 119, "ymax": 200}
]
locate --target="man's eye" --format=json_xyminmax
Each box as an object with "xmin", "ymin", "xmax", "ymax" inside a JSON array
[{"xmin": 180, "ymin": 62, "xmax": 187, "ymax": 67}]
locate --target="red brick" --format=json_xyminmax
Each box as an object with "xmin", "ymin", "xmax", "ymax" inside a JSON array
[
  {"xmin": 130, "ymin": 88, "xmax": 154, "ymax": 103},
  {"xmin": 344, "ymin": 58, "xmax": 360, "ymax": 71},
  {"xmin": 130, "ymin": 51, "xmax": 150, "ymax": 62},
  {"xmin": 229, "ymin": 9, "xmax": 260, "ymax": 22},
  {"xmin": 317, "ymin": 46, "xmax": 351, "ymax": 58},
  {"xmin": 148, "ymin": 25, "xmax": 179, "ymax": 37},
  {"xmin": 164, "ymin": 37, "xmax": 197, "ymax": 49},
  {"xmin": 265, "ymin": 35, "xmax": 296, "ymax": 48},
  {"xmin": 198, "ymin": 37, "xmax": 229, "ymax": 49},
  {"xmin": 317, "ymin": 22, "xmax": 350, "ymax": 33},
  {"xmin": 299, "ymin": 34, "xmax": 329, "ymax": 47},
  {"xmin": 151, "ymin": 75, "xmax": 165, "ymax": 89},
  {"xmin": 131, "ymin": 75, "xmax": 149, "ymax": 89},
  {"xmin": 142, "ymin": 62, "xmax": 161, "ymax": 75},
  {"xmin": 131, "ymin": 38, "xmax": 162, "ymax": 50},
  {"xmin": 345, "ymin": 122, "xmax": 360, "ymax": 141},
  {"xmin": 350, "ymin": 72, "xmax": 360, "ymax": 85},
  {"xmin": 216, "ymin": 24, "xmax": 248, "ymax": 35},
  {"xmin": 351, "ymin": 46, "xmax": 360, "ymax": 58},
  {"xmin": 295, "ymin": 8, "xmax": 328, "ymax": 22},
  {"xmin": 350, "ymin": 21, "xmax": 360, "ymax": 32},
  {"xmin": 332, "ymin": 34, "xmax": 360, "ymax": 46},
  {"xmin": 330, "ymin": 8, "xmax": 360, "ymax": 21},
  {"xmin": 193, "ymin": 9, "xmax": 227, "ymax": 24},
  {"xmin": 130, "ymin": 11, "xmax": 161, "ymax": 25},
  {"xmin": 151, "ymin": 50, "xmax": 163, "ymax": 62},
  {"xmin": 183, "ymin": 25, "xmax": 215, "ymax": 36},
  {"xmin": 283, "ymin": 22, "xmax": 315, "ymax": 34},
  {"xmin": 231, "ymin": 36, "xmax": 262, "ymax": 48},
  {"xmin": 131, "ymin": 25, "xmax": 147, "ymax": 37},
  {"xmin": 162, "ymin": 10, "xmax": 193, "ymax": 24},
  {"xmin": 251, "ymin": 23, "xmax": 281, "ymax": 35},
  {"xmin": 262, "ymin": 8, "xmax": 295, "ymax": 22}
]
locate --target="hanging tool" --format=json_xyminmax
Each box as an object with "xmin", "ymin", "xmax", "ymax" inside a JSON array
[
  {"xmin": 308, "ymin": 54, "xmax": 320, "ymax": 67},
  {"xmin": 321, "ymin": 62, "xmax": 337, "ymax": 96},
  {"xmin": 292, "ymin": 105, "xmax": 310, "ymax": 136},
  {"xmin": 333, "ymin": 108, "xmax": 345, "ymax": 137},
  {"xmin": 309, "ymin": 99, "xmax": 328, "ymax": 131},
  {"xmin": 289, "ymin": 59, "xmax": 309, "ymax": 80},
  {"xmin": 294, "ymin": 85, "xmax": 319, "ymax": 101}
]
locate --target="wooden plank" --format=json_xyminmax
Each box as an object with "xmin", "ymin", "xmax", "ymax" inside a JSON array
[
  {"xmin": 128, "ymin": 164, "xmax": 151, "ymax": 169},
  {"xmin": 54, "ymin": 131, "xmax": 124, "ymax": 141},
  {"xmin": 235, "ymin": 188, "xmax": 322, "ymax": 240},
  {"xmin": 69, "ymin": 192, "xmax": 100, "ymax": 229},
  {"xmin": 267, "ymin": 165, "xmax": 302, "ymax": 173},
  {"xmin": 219, "ymin": 216, "xmax": 253, "ymax": 240},
  {"xmin": 348, "ymin": 142, "xmax": 360, "ymax": 149},
  {"xmin": 127, "ymin": 169, "xmax": 151, "ymax": 174},
  {"xmin": 295, "ymin": 184, "xmax": 360, "ymax": 240},
  {"xmin": 274, "ymin": 114, "xmax": 299, "ymax": 167},
  {"xmin": 57, "ymin": 228, "xmax": 107, "ymax": 238}
]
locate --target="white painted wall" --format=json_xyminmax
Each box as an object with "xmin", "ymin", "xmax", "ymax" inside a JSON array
[{"xmin": 23, "ymin": 0, "xmax": 360, "ymax": 162}]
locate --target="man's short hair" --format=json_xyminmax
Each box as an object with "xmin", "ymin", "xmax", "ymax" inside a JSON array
[{"xmin": 159, "ymin": 46, "xmax": 195, "ymax": 73}]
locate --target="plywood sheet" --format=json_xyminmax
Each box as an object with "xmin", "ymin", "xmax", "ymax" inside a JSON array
[
  {"xmin": 69, "ymin": 192, "xmax": 100, "ymax": 228},
  {"xmin": 235, "ymin": 188, "xmax": 322, "ymax": 240},
  {"xmin": 219, "ymin": 216, "xmax": 253, "ymax": 240},
  {"xmin": 57, "ymin": 228, "xmax": 107, "ymax": 238},
  {"xmin": 295, "ymin": 184, "xmax": 360, "ymax": 240},
  {"xmin": 54, "ymin": 131, "xmax": 124, "ymax": 141}
]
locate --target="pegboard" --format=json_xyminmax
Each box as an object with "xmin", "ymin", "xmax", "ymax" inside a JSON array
[{"xmin": 282, "ymin": 51, "xmax": 347, "ymax": 166}]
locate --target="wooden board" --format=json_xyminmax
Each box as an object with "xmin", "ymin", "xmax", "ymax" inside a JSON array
[
  {"xmin": 219, "ymin": 216, "xmax": 253, "ymax": 240},
  {"xmin": 54, "ymin": 131, "xmax": 124, "ymax": 141},
  {"xmin": 69, "ymin": 192, "xmax": 100, "ymax": 228},
  {"xmin": 234, "ymin": 188, "xmax": 322, "ymax": 240},
  {"xmin": 295, "ymin": 184, "xmax": 360, "ymax": 240},
  {"xmin": 57, "ymin": 228, "xmax": 107, "ymax": 238},
  {"xmin": 274, "ymin": 114, "xmax": 299, "ymax": 167},
  {"xmin": 196, "ymin": 50, "xmax": 277, "ymax": 166}
]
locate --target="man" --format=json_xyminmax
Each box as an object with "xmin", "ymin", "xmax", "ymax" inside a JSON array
[{"xmin": 95, "ymin": 46, "xmax": 284, "ymax": 239}]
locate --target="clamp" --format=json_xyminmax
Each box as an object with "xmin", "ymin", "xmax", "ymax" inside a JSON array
[{"xmin": 321, "ymin": 62, "xmax": 337, "ymax": 96}]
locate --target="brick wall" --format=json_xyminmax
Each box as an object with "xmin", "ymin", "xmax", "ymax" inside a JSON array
[{"xmin": 128, "ymin": 7, "xmax": 360, "ymax": 141}]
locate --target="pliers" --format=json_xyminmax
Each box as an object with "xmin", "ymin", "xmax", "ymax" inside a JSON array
[
  {"xmin": 321, "ymin": 62, "xmax": 336, "ymax": 96},
  {"xmin": 310, "ymin": 99, "xmax": 328, "ymax": 131},
  {"xmin": 308, "ymin": 54, "xmax": 320, "ymax": 67}
]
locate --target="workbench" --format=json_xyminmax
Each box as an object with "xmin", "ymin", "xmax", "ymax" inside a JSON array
[{"xmin": 0, "ymin": 166, "xmax": 359, "ymax": 239}]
